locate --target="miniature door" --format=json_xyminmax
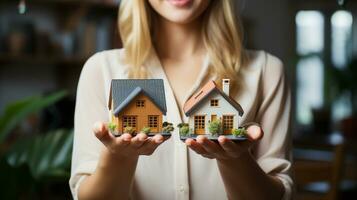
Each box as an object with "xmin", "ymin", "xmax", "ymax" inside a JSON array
[{"xmin": 194, "ymin": 115, "xmax": 206, "ymax": 134}]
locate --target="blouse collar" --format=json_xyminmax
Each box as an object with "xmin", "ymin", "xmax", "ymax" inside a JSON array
[{"xmin": 145, "ymin": 49, "xmax": 211, "ymax": 125}]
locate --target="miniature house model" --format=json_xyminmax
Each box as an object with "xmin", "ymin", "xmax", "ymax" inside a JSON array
[
  {"xmin": 183, "ymin": 79, "xmax": 244, "ymax": 135},
  {"xmin": 108, "ymin": 79, "xmax": 167, "ymax": 134}
]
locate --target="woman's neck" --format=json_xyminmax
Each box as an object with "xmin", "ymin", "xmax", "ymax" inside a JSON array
[{"xmin": 154, "ymin": 18, "xmax": 205, "ymax": 60}]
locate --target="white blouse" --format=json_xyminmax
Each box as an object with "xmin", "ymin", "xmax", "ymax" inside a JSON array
[{"xmin": 70, "ymin": 49, "xmax": 293, "ymax": 200}]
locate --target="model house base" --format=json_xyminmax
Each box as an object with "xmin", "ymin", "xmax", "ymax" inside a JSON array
[
  {"xmin": 180, "ymin": 134, "xmax": 247, "ymax": 142},
  {"xmin": 112, "ymin": 132, "xmax": 172, "ymax": 139}
]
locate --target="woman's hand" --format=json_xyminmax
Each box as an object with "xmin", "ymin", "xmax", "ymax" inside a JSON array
[
  {"xmin": 93, "ymin": 122, "xmax": 165, "ymax": 159},
  {"xmin": 185, "ymin": 125, "xmax": 264, "ymax": 160},
  {"xmin": 185, "ymin": 125, "xmax": 285, "ymax": 200}
]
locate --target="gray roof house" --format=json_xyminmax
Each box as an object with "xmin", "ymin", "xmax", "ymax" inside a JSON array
[
  {"xmin": 108, "ymin": 79, "xmax": 167, "ymax": 116},
  {"xmin": 108, "ymin": 79, "xmax": 167, "ymax": 134}
]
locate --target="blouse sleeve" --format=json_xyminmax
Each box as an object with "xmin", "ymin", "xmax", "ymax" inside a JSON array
[
  {"xmin": 69, "ymin": 52, "xmax": 109, "ymax": 200},
  {"xmin": 254, "ymin": 53, "xmax": 293, "ymax": 200}
]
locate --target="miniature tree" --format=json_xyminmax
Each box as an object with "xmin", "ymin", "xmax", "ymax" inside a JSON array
[
  {"xmin": 162, "ymin": 122, "xmax": 174, "ymax": 134},
  {"xmin": 177, "ymin": 123, "xmax": 189, "ymax": 128},
  {"xmin": 232, "ymin": 127, "xmax": 247, "ymax": 137},
  {"xmin": 108, "ymin": 122, "xmax": 117, "ymax": 133},
  {"xmin": 141, "ymin": 126, "xmax": 151, "ymax": 134},
  {"xmin": 124, "ymin": 126, "xmax": 135, "ymax": 134},
  {"xmin": 178, "ymin": 123, "xmax": 190, "ymax": 136},
  {"xmin": 208, "ymin": 119, "xmax": 222, "ymax": 136},
  {"xmin": 162, "ymin": 121, "xmax": 169, "ymax": 127}
]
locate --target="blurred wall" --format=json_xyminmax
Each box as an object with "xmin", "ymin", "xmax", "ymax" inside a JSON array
[{"xmin": 239, "ymin": 0, "xmax": 295, "ymax": 66}]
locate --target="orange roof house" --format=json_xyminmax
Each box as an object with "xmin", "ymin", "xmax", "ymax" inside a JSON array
[
  {"xmin": 108, "ymin": 79, "xmax": 167, "ymax": 134},
  {"xmin": 183, "ymin": 79, "xmax": 244, "ymax": 135}
]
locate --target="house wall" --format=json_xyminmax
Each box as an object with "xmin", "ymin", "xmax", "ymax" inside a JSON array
[
  {"xmin": 114, "ymin": 93, "xmax": 163, "ymax": 134},
  {"xmin": 188, "ymin": 91, "xmax": 241, "ymax": 134}
]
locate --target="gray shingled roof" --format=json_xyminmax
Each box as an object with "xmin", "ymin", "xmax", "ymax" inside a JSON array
[{"xmin": 110, "ymin": 79, "xmax": 167, "ymax": 116}]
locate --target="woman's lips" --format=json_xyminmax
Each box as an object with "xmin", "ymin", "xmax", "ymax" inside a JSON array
[{"xmin": 167, "ymin": 0, "xmax": 193, "ymax": 7}]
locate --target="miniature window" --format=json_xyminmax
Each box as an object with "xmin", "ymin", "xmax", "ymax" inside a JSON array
[
  {"xmin": 222, "ymin": 115, "xmax": 234, "ymax": 130},
  {"xmin": 148, "ymin": 115, "xmax": 159, "ymax": 128},
  {"xmin": 123, "ymin": 116, "xmax": 137, "ymax": 128},
  {"xmin": 194, "ymin": 115, "xmax": 205, "ymax": 129},
  {"xmin": 136, "ymin": 100, "xmax": 145, "ymax": 108},
  {"xmin": 210, "ymin": 99, "xmax": 219, "ymax": 107}
]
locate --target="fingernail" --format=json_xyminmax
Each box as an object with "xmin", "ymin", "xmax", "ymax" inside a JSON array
[
  {"xmin": 156, "ymin": 138, "xmax": 163, "ymax": 143},
  {"xmin": 185, "ymin": 140, "xmax": 192, "ymax": 146},
  {"xmin": 122, "ymin": 134, "xmax": 131, "ymax": 141}
]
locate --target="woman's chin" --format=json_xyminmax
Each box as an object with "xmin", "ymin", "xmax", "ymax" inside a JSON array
[{"xmin": 163, "ymin": 14, "xmax": 198, "ymax": 25}]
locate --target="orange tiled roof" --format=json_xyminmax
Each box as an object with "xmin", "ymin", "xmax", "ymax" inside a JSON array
[{"xmin": 183, "ymin": 80, "xmax": 244, "ymax": 117}]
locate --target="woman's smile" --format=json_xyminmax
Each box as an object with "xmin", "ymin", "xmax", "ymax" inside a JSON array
[{"xmin": 166, "ymin": 0, "xmax": 193, "ymax": 7}]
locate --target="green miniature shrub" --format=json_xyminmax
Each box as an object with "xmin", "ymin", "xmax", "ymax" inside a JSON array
[
  {"xmin": 124, "ymin": 126, "xmax": 135, "ymax": 134},
  {"xmin": 179, "ymin": 125, "xmax": 190, "ymax": 136},
  {"xmin": 208, "ymin": 119, "xmax": 222, "ymax": 135},
  {"xmin": 162, "ymin": 121, "xmax": 174, "ymax": 133},
  {"xmin": 177, "ymin": 123, "xmax": 189, "ymax": 128},
  {"xmin": 163, "ymin": 125, "xmax": 174, "ymax": 133},
  {"xmin": 232, "ymin": 128, "xmax": 247, "ymax": 137},
  {"xmin": 141, "ymin": 126, "xmax": 151, "ymax": 134},
  {"xmin": 162, "ymin": 121, "xmax": 169, "ymax": 127},
  {"xmin": 108, "ymin": 122, "xmax": 117, "ymax": 132}
]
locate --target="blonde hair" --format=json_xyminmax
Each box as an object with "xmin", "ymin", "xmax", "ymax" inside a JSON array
[{"xmin": 118, "ymin": 0, "xmax": 246, "ymax": 93}]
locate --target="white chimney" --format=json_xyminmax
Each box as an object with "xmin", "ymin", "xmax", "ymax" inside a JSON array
[{"xmin": 222, "ymin": 79, "xmax": 230, "ymax": 96}]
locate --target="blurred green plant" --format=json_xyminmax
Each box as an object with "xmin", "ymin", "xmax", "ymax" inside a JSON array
[
  {"xmin": 208, "ymin": 119, "xmax": 222, "ymax": 136},
  {"xmin": 124, "ymin": 126, "xmax": 135, "ymax": 134},
  {"xmin": 6, "ymin": 129, "xmax": 73, "ymax": 179},
  {"xmin": 141, "ymin": 126, "xmax": 151, "ymax": 134},
  {"xmin": 0, "ymin": 90, "xmax": 67, "ymax": 143},
  {"xmin": 162, "ymin": 122, "xmax": 174, "ymax": 133},
  {"xmin": 0, "ymin": 91, "xmax": 73, "ymax": 199},
  {"xmin": 108, "ymin": 122, "xmax": 117, "ymax": 133},
  {"xmin": 232, "ymin": 128, "xmax": 247, "ymax": 137},
  {"xmin": 177, "ymin": 123, "xmax": 189, "ymax": 136}
]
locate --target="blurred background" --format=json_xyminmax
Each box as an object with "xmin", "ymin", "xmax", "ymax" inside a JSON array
[{"xmin": 0, "ymin": 0, "xmax": 356, "ymax": 199}]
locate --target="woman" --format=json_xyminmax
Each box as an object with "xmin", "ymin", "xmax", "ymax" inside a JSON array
[{"xmin": 70, "ymin": 0, "xmax": 293, "ymax": 199}]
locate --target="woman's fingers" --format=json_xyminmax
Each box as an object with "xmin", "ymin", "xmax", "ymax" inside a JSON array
[
  {"xmin": 137, "ymin": 134, "xmax": 164, "ymax": 155},
  {"xmin": 197, "ymin": 136, "xmax": 225, "ymax": 156},
  {"xmin": 218, "ymin": 136, "xmax": 251, "ymax": 158},
  {"xmin": 184, "ymin": 124, "xmax": 265, "ymax": 160},
  {"xmin": 246, "ymin": 125, "xmax": 264, "ymax": 141},
  {"xmin": 151, "ymin": 134, "xmax": 164, "ymax": 144},
  {"xmin": 93, "ymin": 122, "xmax": 168, "ymax": 157},
  {"xmin": 186, "ymin": 138, "xmax": 209, "ymax": 155},
  {"xmin": 218, "ymin": 136, "xmax": 238, "ymax": 155},
  {"xmin": 192, "ymin": 136, "xmax": 227, "ymax": 159},
  {"xmin": 131, "ymin": 133, "xmax": 148, "ymax": 148},
  {"xmin": 115, "ymin": 133, "xmax": 132, "ymax": 146},
  {"xmin": 93, "ymin": 122, "xmax": 114, "ymax": 147}
]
